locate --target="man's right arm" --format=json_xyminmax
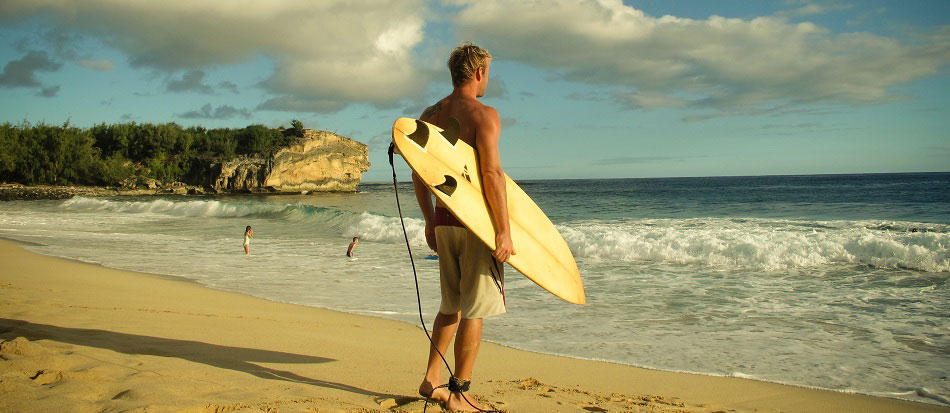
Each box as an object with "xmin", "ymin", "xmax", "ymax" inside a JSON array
[
  {"xmin": 413, "ymin": 104, "xmax": 440, "ymax": 252},
  {"xmin": 412, "ymin": 171, "xmax": 438, "ymax": 252}
]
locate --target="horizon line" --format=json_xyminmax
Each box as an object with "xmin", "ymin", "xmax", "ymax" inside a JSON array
[{"xmin": 361, "ymin": 170, "xmax": 950, "ymax": 184}]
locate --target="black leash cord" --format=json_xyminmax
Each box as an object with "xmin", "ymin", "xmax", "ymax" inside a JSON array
[{"xmin": 388, "ymin": 142, "xmax": 499, "ymax": 413}]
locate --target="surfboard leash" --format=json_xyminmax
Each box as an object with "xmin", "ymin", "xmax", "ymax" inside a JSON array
[{"xmin": 388, "ymin": 142, "xmax": 501, "ymax": 413}]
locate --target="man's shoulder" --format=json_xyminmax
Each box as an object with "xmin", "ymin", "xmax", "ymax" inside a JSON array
[
  {"xmin": 420, "ymin": 100, "xmax": 446, "ymax": 121},
  {"xmin": 472, "ymin": 102, "xmax": 499, "ymax": 124},
  {"xmin": 419, "ymin": 96, "xmax": 498, "ymax": 125}
]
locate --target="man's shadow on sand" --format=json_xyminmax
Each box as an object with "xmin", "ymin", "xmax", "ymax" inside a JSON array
[{"xmin": 0, "ymin": 318, "xmax": 408, "ymax": 401}]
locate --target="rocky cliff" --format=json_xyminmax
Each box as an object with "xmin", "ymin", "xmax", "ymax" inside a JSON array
[{"xmin": 212, "ymin": 129, "xmax": 370, "ymax": 193}]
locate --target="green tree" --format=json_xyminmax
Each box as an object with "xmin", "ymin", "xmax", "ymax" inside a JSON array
[
  {"xmin": 0, "ymin": 123, "xmax": 20, "ymax": 182},
  {"xmin": 290, "ymin": 119, "xmax": 305, "ymax": 137}
]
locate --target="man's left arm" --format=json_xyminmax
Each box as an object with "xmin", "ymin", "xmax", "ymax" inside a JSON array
[{"xmin": 476, "ymin": 107, "xmax": 515, "ymax": 262}]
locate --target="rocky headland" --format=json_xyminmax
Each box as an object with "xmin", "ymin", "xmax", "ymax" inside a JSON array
[{"xmin": 211, "ymin": 129, "xmax": 370, "ymax": 193}]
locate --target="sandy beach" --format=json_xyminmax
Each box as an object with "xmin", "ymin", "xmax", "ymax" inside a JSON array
[{"xmin": 0, "ymin": 239, "xmax": 944, "ymax": 413}]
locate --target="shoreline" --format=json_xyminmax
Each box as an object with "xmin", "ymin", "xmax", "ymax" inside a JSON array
[
  {"xmin": 0, "ymin": 236, "xmax": 203, "ymax": 285},
  {"xmin": 1, "ymin": 239, "xmax": 946, "ymax": 412}
]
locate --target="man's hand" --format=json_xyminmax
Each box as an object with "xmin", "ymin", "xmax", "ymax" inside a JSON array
[
  {"xmin": 425, "ymin": 223, "xmax": 438, "ymax": 253},
  {"xmin": 492, "ymin": 231, "xmax": 515, "ymax": 262}
]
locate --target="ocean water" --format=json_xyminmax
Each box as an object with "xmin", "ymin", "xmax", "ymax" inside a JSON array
[{"xmin": 0, "ymin": 172, "xmax": 948, "ymax": 405}]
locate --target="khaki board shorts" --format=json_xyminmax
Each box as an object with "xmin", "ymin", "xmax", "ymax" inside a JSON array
[{"xmin": 435, "ymin": 226, "xmax": 506, "ymax": 319}]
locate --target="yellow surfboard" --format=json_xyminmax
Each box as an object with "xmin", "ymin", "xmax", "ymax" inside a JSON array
[{"xmin": 392, "ymin": 117, "xmax": 585, "ymax": 305}]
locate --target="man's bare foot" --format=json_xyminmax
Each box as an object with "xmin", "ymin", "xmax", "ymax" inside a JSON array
[
  {"xmin": 419, "ymin": 380, "xmax": 449, "ymax": 403},
  {"xmin": 446, "ymin": 390, "xmax": 483, "ymax": 412}
]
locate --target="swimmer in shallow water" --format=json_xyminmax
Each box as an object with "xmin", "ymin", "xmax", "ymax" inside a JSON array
[
  {"xmin": 346, "ymin": 236, "xmax": 359, "ymax": 257},
  {"xmin": 243, "ymin": 226, "xmax": 253, "ymax": 255}
]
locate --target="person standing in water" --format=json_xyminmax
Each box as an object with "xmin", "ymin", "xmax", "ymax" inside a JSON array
[
  {"xmin": 243, "ymin": 226, "xmax": 253, "ymax": 255},
  {"xmin": 346, "ymin": 236, "xmax": 359, "ymax": 257},
  {"xmin": 412, "ymin": 42, "xmax": 513, "ymax": 412}
]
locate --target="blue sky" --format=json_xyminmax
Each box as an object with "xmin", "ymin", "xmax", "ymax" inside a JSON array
[{"xmin": 0, "ymin": 0, "xmax": 947, "ymax": 182}]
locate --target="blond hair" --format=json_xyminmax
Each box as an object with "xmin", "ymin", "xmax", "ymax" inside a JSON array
[{"xmin": 448, "ymin": 42, "xmax": 492, "ymax": 87}]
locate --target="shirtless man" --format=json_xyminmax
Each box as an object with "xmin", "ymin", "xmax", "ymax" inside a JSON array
[{"xmin": 413, "ymin": 42, "xmax": 514, "ymax": 411}]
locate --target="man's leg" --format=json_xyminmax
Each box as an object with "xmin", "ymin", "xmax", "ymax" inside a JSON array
[
  {"xmin": 453, "ymin": 317, "xmax": 482, "ymax": 379},
  {"xmin": 419, "ymin": 311, "xmax": 460, "ymax": 400},
  {"xmin": 446, "ymin": 317, "xmax": 484, "ymax": 411}
]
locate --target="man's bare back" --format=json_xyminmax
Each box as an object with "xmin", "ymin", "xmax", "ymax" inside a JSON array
[
  {"xmin": 420, "ymin": 96, "xmax": 496, "ymax": 204},
  {"xmin": 421, "ymin": 95, "xmax": 489, "ymax": 147}
]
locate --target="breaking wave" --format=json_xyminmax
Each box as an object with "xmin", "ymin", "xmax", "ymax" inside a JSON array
[
  {"xmin": 346, "ymin": 212, "xmax": 949, "ymax": 272},
  {"xmin": 559, "ymin": 218, "xmax": 950, "ymax": 272},
  {"xmin": 60, "ymin": 196, "xmax": 353, "ymax": 225},
  {"xmin": 61, "ymin": 198, "xmax": 949, "ymax": 272}
]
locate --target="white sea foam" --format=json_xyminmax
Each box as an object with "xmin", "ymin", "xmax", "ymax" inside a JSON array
[
  {"xmin": 59, "ymin": 197, "xmax": 357, "ymax": 231},
  {"xmin": 61, "ymin": 196, "xmax": 290, "ymax": 217},
  {"xmin": 344, "ymin": 211, "xmax": 427, "ymax": 246},
  {"xmin": 558, "ymin": 218, "xmax": 950, "ymax": 272},
  {"xmin": 915, "ymin": 388, "xmax": 950, "ymax": 405},
  {"xmin": 342, "ymin": 211, "xmax": 950, "ymax": 272}
]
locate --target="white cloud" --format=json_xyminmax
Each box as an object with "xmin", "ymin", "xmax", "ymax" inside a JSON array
[
  {"xmin": 78, "ymin": 59, "xmax": 114, "ymax": 71},
  {"xmin": 449, "ymin": 0, "xmax": 950, "ymax": 115},
  {"xmin": 484, "ymin": 77, "xmax": 508, "ymax": 99},
  {"xmin": 0, "ymin": 0, "xmax": 429, "ymax": 112},
  {"xmin": 5, "ymin": 0, "xmax": 947, "ymax": 118},
  {"xmin": 613, "ymin": 91, "xmax": 688, "ymax": 110},
  {"xmin": 178, "ymin": 103, "xmax": 252, "ymax": 120},
  {"xmin": 166, "ymin": 70, "xmax": 213, "ymax": 94},
  {"xmin": 778, "ymin": 0, "xmax": 853, "ymax": 18},
  {"xmin": 218, "ymin": 80, "xmax": 239, "ymax": 94},
  {"xmin": 256, "ymin": 95, "xmax": 349, "ymax": 114},
  {"xmin": 38, "ymin": 85, "xmax": 60, "ymax": 97}
]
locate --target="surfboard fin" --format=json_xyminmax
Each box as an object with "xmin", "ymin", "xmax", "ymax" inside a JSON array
[
  {"xmin": 407, "ymin": 119, "xmax": 430, "ymax": 147},
  {"xmin": 442, "ymin": 117, "xmax": 461, "ymax": 146},
  {"xmin": 433, "ymin": 175, "xmax": 457, "ymax": 196}
]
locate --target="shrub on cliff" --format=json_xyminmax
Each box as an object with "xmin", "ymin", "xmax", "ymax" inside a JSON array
[
  {"xmin": 236, "ymin": 125, "xmax": 292, "ymax": 156},
  {"xmin": 289, "ymin": 119, "xmax": 305, "ymax": 137}
]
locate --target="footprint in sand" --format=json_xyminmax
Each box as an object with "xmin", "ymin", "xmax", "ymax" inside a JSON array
[
  {"xmin": 112, "ymin": 389, "xmax": 137, "ymax": 400},
  {"xmin": 508, "ymin": 377, "xmax": 690, "ymax": 413},
  {"xmin": 29, "ymin": 369, "xmax": 64, "ymax": 385},
  {"xmin": 376, "ymin": 395, "xmax": 440, "ymax": 411}
]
